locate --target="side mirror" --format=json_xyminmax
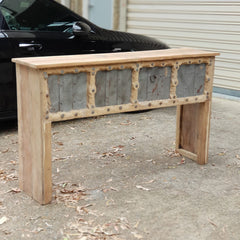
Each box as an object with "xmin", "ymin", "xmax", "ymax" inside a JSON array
[{"xmin": 72, "ymin": 21, "xmax": 91, "ymax": 36}]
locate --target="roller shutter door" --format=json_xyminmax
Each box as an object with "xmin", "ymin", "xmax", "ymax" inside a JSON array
[{"xmin": 127, "ymin": 0, "xmax": 240, "ymax": 94}]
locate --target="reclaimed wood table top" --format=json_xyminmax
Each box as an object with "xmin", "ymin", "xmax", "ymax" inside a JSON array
[{"xmin": 12, "ymin": 48, "xmax": 220, "ymax": 69}]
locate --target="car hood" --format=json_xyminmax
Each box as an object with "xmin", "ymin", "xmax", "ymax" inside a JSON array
[{"xmin": 88, "ymin": 26, "xmax": 169, "ymax": 51}]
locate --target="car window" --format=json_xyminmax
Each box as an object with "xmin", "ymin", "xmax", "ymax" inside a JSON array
[
  {"xmin": 0, "ymin": 12, "xmax": 3, "ymax": 28},
  {"xmin": 0, "ymin": 0, "xmax": 79, "ymax": 32}
]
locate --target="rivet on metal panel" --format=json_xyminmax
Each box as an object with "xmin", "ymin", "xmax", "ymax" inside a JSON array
[
  {"xmin": 107, "ymin": 108, "xmax": 110, "ymax": 112},
  {"xmin": 61, "ymin": 114, "xmax": 64, "ymax": 118},
  {"xmin": 92, "ymin": 67, "xmax": 95, "ymax": 71},
  {"xmin": 75, "ymin": 113, "xmax": 78, "ymax": 117},
  {"xmin": 176, "ymin": 61, "xmax": 179, "ymax": 65},
  {"xmin": 188, "ymin": 61, "xmax": 191, "ymax": 64},
  {"xmin": 199, "ymin": 60, "xmax": 201, "ymax": 63},
  {"xmin": 136, "ymin": 63, "xmax": 140, "ymax": 68},
  {"xmin": 150, "ymin": 75, "xmax": 157, "ymax": 83},
  {"xmin": 91, "ymin": 111, "xmax": 95, "ymax": 114},
  {"xmin": 108, "ymin": 66, "xmax": 112, "ymax": 70},
  {"xmin": 91, "ymin": 105, "xmax": 95, "ymax": 109},
  {"xmin": 92, "ymin": 72, "xmax": 95, "ymax": 76},
  {"xmin": 151, "ymin": 63, "xmax": 155, "ymax": 67},
  {"xmin": 135, "ymin": 105, "xmax": 138, "ymax": 108},
  {"xmin": 75, "ymin": 68, "xmax": 79, "ymax": 73},
  {"xmin": 159, "ymin": 101, "xmax": 162, "ymax": 105},
  {"xmin": 120, "ymin": 65, "xmax": 124, "ymax": 69},
  {"xmin": 92, "ymin": 89, "xmax": 95, "ymax": 93},
  {"xmin": 45, "ymin": 115, "xmax": 49, "ymax": 120},
  {"xmin": 195, "ymin": 97, "xmax": 198, "ymax": 101},
  {"xmin": 61, "ymin": 70, "xmax": 64, "ymax": 74},
  {"xmin": 46, "ymin": 94, "xmax": 49, "ymax": 98},
  {"xmin": 148, "ymin": 103, "xmax": 152, "ymax": 107},
  {"xmin": 135, "ymin": 100, "xmax": 138, "ymax": 104},
  {"xmin": 119, "ymin": 106, "xmax": 123, "ymax": 110},
  {"xmin": 162, "ymin": 63, "xmax": 165, "ymax": 66},
  {"xmin": 186, "ymin": 98, "xmax": 189, "ymax": 102},
  {"xmin": 135, "ymin": 84, "xmax": 139, "ymax": 88},
  {"xmin": 173, "ymin": 100, "xmax": 176, "ymax": 104},
  {"xmin": 176, "ymin": 66, "xmax": 179, "ymax": 69},
  {"xmin": 207, "ymin": 78, "xmax": 211, "ymax": 82}
]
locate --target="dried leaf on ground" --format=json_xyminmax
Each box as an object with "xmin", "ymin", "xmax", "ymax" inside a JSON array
[
  {"xmin": 31, "ymin": 227, "xmax": 44, "ymax": 233},
  {"xmin": 76, "ymin": 204, "xmax": 93, "ymax": 214},
  {"xmin": 146, "ymin": 159, "xmax": 156, "ymax": 164},
  {"xmin": 0, "ymin": 216, "xmax": 8, "ymax": 225},
  {"xmin": 218, "ymin": 151, "xmax": 226, "ymax": 156},
  {"xmin": 0, "ymin": 148, "xmax": 9, "ymax": 154},
  {"xmin": 131, "ymin": 231, "xmax": 143, "ymax": 239},
  {"xmin": 103, "ymin": 187, "xmax": 119, "ymax": 193},
  {"xmin": 113, "ymin": 145, "xmax": 124, "ymax": 151},
  {"xmin": 7, "ymin": 188, "xmax": 21, "ymax": 193},
  {"xmin": 134, "ymin": 220, "xmax": 140, "ymax": 229},
  {"xmin": 52, "ymin": 157, "xmax": 67, "ymax": 161},
  {"xmin": 136, "ymin": 185, "xmax": 150, "ymax": 191},
  {"xmin": 54, "ymin": 183, "xmax": 86, "ymax": 204},
  {"xmin": 164, "ymin": 148, "xmax": 181, "ymax": 158},
  {"xmin": 178, "ymin": 158, "xmax": 186, "ymax": 165},
  {"xmin": 208, "ymin": 219, "xmax": 217, "ymax": 228},
  {"xmin": 0, "ymin": 170, "xmax": 18, "ymax": 182},
  {"xmin": 98, "ymin": 146, "xmax": 126, "ymax": 159}
]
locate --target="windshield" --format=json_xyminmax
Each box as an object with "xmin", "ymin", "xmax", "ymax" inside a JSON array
[{"xmin": 0, "ymin": 0, "xmax": 80, "ymax": 31}]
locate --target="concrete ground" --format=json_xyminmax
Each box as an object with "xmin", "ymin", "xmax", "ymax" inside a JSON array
[{"xmin": 0, "ymin": 97, "xmax": 239, "ymax": 240}]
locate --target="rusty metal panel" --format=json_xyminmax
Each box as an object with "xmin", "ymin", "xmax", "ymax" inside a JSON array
[
  {"xmin": 48, "ymin": 75, "xmax": 60, "ymax": 113},
  {"xmin": 177, "ymin": 64, "xmax": 206, "ymax": 98},
  {"xmin": 72, "ymin": 73, "xmax": 87, "ymax": 110},
  {"xmin": 48, "ymin": 73, "xmax": 87, "ymax": 113},
  {"xmin": 59, "ymin": 74, "xmax": 73, "ymax": 112},
  {"xmin": 117, "ymin": 69, "xmax": 132, "ymax": 105},
  {"xmin": 95, "ymin": 69, "xmax": 131, "ymax": 107},
  {"xmin": 138, "ymin": 66, "xmax": 171, "ymax": 101}
]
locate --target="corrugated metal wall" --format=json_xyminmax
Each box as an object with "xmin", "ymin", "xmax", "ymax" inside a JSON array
[
  {"xmin": 127, "ymin": 0, "xmax": 240, "ymax": 92},
  {"xmin": 56, "ymin": 0, "xmax": 82, "ymax": 15}
]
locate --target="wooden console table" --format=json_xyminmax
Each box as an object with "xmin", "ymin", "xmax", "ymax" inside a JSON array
[{"xmin": 13, "ymin": 48, "xmax": 219, "ymax": 204}]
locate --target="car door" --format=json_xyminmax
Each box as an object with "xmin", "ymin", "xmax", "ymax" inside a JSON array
[
  {"xmin": 1, "ymin": 0, "xmax": 97, "ymax": 57},
  {"xmin": 0, "ymin": 10, "xmax": 18, "ymax": 118},
  {"xmin": 0, "ymin": 0, "xmax": 97, "ymax": 120}
]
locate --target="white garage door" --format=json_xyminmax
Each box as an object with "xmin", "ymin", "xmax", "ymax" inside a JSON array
[{"xmin": 127, "ymin": 0, "xmax": 240, "ymax": 95}]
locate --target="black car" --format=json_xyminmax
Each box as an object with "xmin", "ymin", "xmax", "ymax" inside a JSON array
[{"xmin": 0, "ymin": 0, "xmax": 169, "ymax": 121}]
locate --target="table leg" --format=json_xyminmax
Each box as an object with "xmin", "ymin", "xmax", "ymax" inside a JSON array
[{"xmin": 176, "ymin": 100, "xmax": 212, "ymax": 165}]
